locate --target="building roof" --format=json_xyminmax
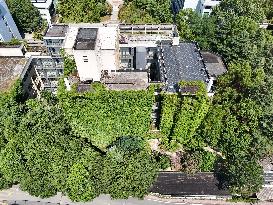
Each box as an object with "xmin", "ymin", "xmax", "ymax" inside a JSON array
[
  {"xmin": 31, "ymin": 0, "xmax": 53, "ymax": 9},
  {"xmin": 101, "ymin": 71, "xmax": 149, "ymax": 90},
  {"xmin": 0, "ymin": 57, "xmax": 26, "ymax": 92},
  {"xmin": 201, "ymin": 51, "xmax": 227, "ymax": 77},
  {"xmin": 162, "ymin": 43, "xmax": 209, "ymax": 92},
  {"xmin": 74, "ymin": 28, "xmax": 98, "ymax": 50},
  {"xmin": 45, "ymin": 25, "xmax": 68, "ymax": 38},
  {"xmin": 99, "ymin": 26, "xmax": 118, "ymax": 50},
  {"xmin": 150, "ymin": 172, "xmax": 230, "ymax": 197}
]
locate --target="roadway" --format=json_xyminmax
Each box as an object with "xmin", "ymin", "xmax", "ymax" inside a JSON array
[{"xmin": 1, "ymin": 185, "xmax": 272, "ymax": 205}]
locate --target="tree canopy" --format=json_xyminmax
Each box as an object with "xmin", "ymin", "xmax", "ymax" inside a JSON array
[
  {"xmin": 6, "ymin": 0, "xmax": 43, "ymax": 33},
  {"xmin": 0, "ymin": 83, "xmax": 159, "ymax": 201},
  {"xmin": 57, "ymin": 0, "xmax": 110, "ymax": 23},
  {"xmin": 119, "ymin": 0, "xmax": 173, "ymax": 23}
]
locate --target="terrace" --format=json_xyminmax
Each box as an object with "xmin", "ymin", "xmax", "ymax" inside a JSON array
[{"xmin": 0, "ymin": 57, "xmax": 26, "ymax": 91}]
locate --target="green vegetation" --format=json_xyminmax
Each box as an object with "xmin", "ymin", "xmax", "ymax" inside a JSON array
[
  {"xmin": 1, "ymin": 0, "xmax": 273, "ymax": 201},
  {"xmin": 0, "ymin": 38, "xmax": 21, "ymax": 46},
  {"xmin": 160, "ymin": 81, "xmax": 209, "ymax": 150},
  {"xmin": 60, "ymin": 50, "xmax": 77, "ymax": 77},
  {"xmin": 119, "ymin": 0, "xmax": 173, "ymax": 23},
  {"xmin": 58, "ymin": 83, "xmax": 155, "ymax": 149},
  {"xmin": 0, "ymin": 83, "xmax": 158, "ymax": 201},
  {"xmin": 57, "ymin": 0, "xmax": 111, "ymax": 23},
  {"xmin": 174, "ymin": 0, "xmax": 273, "ymax": 196},
  {"xmin": 6, "ymin": 0, "xmax": 43, "ymax": 33}
]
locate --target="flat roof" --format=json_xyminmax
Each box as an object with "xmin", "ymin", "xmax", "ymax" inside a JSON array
[
  {"xmin": 101, "ymin": 71, "xmax": 149, "ymax": 90},
  {"xmin": 31, "ymin": 0, "xmax": 53, "ymax": 9},
  {"xmin": 201, "ymin": 51, "xmax": 227, "ymax": 77},
  {"xmin": 0, "ymin": 57, "xmax": 26, "ymax": 92},
  {"xmin": 74, "ymin": 28, "xmax": 98, "ymax": 50},
  {"xmin": 99, "ymin": 27, "xmax": 118, "ymax": 50},
  {"xmin": 150, "ymin": 172, "xmax": 230, "ymax": 196},
  {"xmin": 45, "ymin": 25, "xmax": 68, "ymax": 38},
  {"xmin": 162, "ymin": 43, "xmax": 209, "ymax": 92}
]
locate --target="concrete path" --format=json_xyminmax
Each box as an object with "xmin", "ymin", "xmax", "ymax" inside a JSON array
[
  {"xmin": 106, "ymin": 0, "xmax": 124, "ymax": 22},
  {"xmin": 1, "ymin": 185, "xmax": 273, "ymax": 205}
]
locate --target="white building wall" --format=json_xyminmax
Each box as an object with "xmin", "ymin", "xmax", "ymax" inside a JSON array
[
  {"xmin": 0, "ymin": 45, "xmax": 24, "ymax": 56},
  {"xmin": 37, "ymin": 8, "xmax": 51, "ymax": 25},
  {"xmin": 0, "ymin": 0, "xmax": 22, "ymax": 42},
  {"xmin": 31, "ymin": 0, "xmax": 53, "ymax": 25},
  {"xmin": 199, "ymin": 0, "xmax": 221, "ymax": 15},
  {"xmin": 73, "ymin": 50, "xmax": 101, "ymax": 82},
  {"xmin": 183, "ymin": 0, "xmax": 200, "ymax": 10}
]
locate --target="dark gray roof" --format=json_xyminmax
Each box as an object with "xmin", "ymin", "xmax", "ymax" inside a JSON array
[
  {"xmin": 201, "ymin": 51, "xmax": 227, "ymax": 77},
  {"xmin": 45, "ymin": 25, "xmax": 68, "ymax": 37},
  {"xmin": 77, "ymin": 84, "xmax": 92, "ymax": 93},
  {"xmin": 135, "ymin": 47, "xmax": 146, "ymax": 70},
  {"xmin": 150, "ymin": 172, "xmax": 230, "ymax": 196},
  {"xmin": 74, "ymin": 28, "xmax": 98, "ymax": 50},
  {"xmin": 264, "ymin": 172, "xmax": 273, "ymax": 186},
  {"xmin": 162, "ymin": 43, "xmax": 209, "ymax": 92}
]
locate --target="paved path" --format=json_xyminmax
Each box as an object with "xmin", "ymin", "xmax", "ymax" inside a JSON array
[
  {"xmin": 106, "ymin": 0, "xmax": 124, "ymax": 22},
  {"xmin": 1, "ymin": 185, "xmax": 273, "ymax": 205}
]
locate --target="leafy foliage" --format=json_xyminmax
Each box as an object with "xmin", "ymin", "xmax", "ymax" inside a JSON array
[
  {"xmin": 159, "ymin": 94, "xmax": 180, "ymax": 137},
  {"xmin": 59, "ymin": 85, "xmax": 155, "ymax": 149},
  {"xmin": 66, "ymin": 148, "xmax": 104, "ymax": 202},
  {"xmin": 57, "ymin": 0, "xmax": 110, "ymax": 23},
  {"xmin": 212, "ymin": 0, "xmax": 266, "ymax": 22},
  {"xmin": 6, "ymin": 0, "xmax": 43, "ymax": 33},
  {"xmin": 119, "ymin": 0, "xmax": 173, "ymax": 23},
  {"xmin": 60, "ymin": 50, "xmax": 77, "ymax": 77},
  {"xmin": 103, "ymin": 137, "xmax": 158, "ymax": 199},
  {"xmin": 159, "ymin": 81, "xmax": 209, "ymax": 149}
]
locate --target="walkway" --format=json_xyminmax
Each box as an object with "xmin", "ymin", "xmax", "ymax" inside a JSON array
[{"xmin": 106, "ymin": 0, "xmax": 124, "ymax": 22}]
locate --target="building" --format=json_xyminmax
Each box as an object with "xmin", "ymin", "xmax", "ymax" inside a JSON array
[
  {"xmin": 172, "ymin": 0, "xmax": 200, "ymax": 14},
  {"xmin": 172, "ymin": 0, "xmax": 221, "ymax": 15},
  {"xmin": 20, "ymin": 23, "xmax": 227, "ymax": 97},
  {"xmin": 0, "ymin": 43, "xmax": 26, "ymax": 57},
  {"xmin": 150, "ymin": 172, "xmax": 231, "ymax": 199},
  {"xmin": 21, "ymin": 56, "xmax": 64, "ymax": 98},
  {"xmin": 199, "ymin": 0, "xmax": 222, "ymax": 15},
  {"xmin": 31, "ymin": 0, "xmax": 55, "ymax": 25},
  {"xmin": 43, "ymin": 24, "xmax": 68, "ymax": 56},
  {"xmin": 0, "ymin": 0, "xmax": 22, "ymax": 42}
]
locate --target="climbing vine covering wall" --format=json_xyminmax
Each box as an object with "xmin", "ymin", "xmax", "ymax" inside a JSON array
[
  {"xmin": 159, "ymin": 81, "xmax": 210, "ymax": 149},
  {"xmin": 59, "ymin": 84, "xmax": 155, "ymax": 150}
]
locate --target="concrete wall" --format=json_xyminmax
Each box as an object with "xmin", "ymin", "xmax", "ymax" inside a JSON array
[
  {"xmin": 199, "ymin": 0, "xmax": 221, "ymax": 14},
  {"xmin": 0, "ymin": 0, "xmax": 22, "ymax": 41},
  {"xmin": 73, "ymin": 49, "xmax": 101, "ymax": 81},
  {"xmin": 0, "ymin": 45, "xmax": 25, "ymax": 56}
]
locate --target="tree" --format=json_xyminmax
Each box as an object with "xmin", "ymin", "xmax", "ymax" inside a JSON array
[
  {"xmin": 119, "ymin": 0, "xmax": 173, "ymax": 23},
  {"xmin": 57, "ymin": 0, "xmax": 109, "ymax": 23},
  {"xmin": 6, "ymin": 0, "xmax": 43, "ymax": 33},
  {"xmin": 0, "ymin": 99, "xmax": 84, "ymax": 198},
  {"xmin": 212, "ymin": 0, "xmax": 266, "ymax": 23},
  {"xmin": 212, "ymin": 15, "xmax": 271, "ymax": 63},
  {"xmin": 66, "ymin": 148, "xmax": 104, "ymax": 202},
  {"xmin": 176, "ymin": 9, "xmax": 216, "ymax": 49},
  {"xmin": 223, "ymin": 157, "xmax": 263, "ymax": 196},
  {"xmin": 102, "ymin": 137, "xmax": 158, "ymax": 199},
  {"xmin": 60, "ymin": 50, "xmax": 77, "ymax": 77},
  {"xmin": 198, "ymin": 61, "xmax": 268, "ymax": 195}
]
